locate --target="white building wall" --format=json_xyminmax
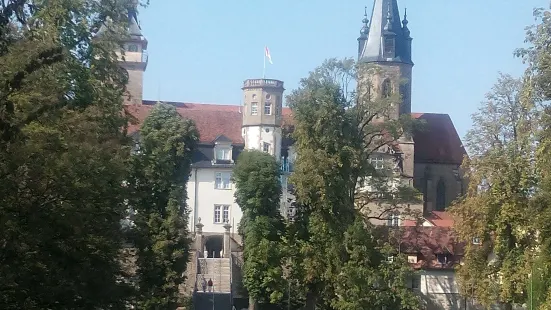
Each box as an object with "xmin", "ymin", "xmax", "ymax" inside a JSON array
[
  {"xmin": 242, "ymin": 126, "xmax": 282, "ymax": 159},
  {"xmin": 187, "ymin": 168, "xmax": 242, "ymax": 235},
  {"xmin": 419, "ymin": 270, "xmax": 466, "ymax": 310}
]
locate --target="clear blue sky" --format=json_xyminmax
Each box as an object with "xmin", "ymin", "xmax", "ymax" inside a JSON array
[{"xmin": 138, "ymin": 0, "xmax": 549, "ymax": 139}]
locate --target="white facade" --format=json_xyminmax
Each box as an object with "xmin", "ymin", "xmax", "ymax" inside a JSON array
[
  {"xmin": 241, "ymin": 126, "xmax": 282, "ymax": 159},
  {"xmin": 187, "ymin": 168, "xmax": 241, "ymax": 235}
]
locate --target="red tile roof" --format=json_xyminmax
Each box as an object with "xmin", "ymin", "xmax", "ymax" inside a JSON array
[
  {"xmin": 412, "ymin": 113, "xmax": 466, "ymax": 165},
  {"xmin": 125, "ymin": 102, "xmax": 465, "ymax": 164},
  {"xmin": 398, "ymin": 226, "xmax": 464, "ymax": 270}
]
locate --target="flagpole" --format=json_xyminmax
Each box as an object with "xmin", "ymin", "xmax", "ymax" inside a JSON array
[{"xmin": 263, "ymin": 50, "xmax": 266, "ymax": 79}]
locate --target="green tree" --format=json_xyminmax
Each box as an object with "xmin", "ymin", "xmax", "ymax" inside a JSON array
[
  {"xmin": 286, "ymin": 58, "xmax": 420, "ymax": 310},
  {"xmin": 232, "ymin": 150, "xmax": 286, "ymax": 309},
  {"xmin": 0, "ymin": 0, "xmax": 139, "ymax": 308},
  {"xmin": 449, "ymin": 73, "xmax": 538, "ymax": 310},
  {"xmin": 516, "ymin": 6, "xmax": 551, "ymax": 307},
  {"xmin": 128, "ymin": 103, "xmax": 199, "ymax": 309}
]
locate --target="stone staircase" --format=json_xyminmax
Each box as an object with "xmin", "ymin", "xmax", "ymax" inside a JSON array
[{"xmin": 196, "ymin": 258, "xmax": 231, "ymax": 294}]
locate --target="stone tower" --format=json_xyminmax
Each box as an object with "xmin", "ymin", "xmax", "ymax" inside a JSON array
[
  {"xmin": 97, "ymin": 2, "xmax": 148, "ymax": 105},
  {"xmin": 241, "ymin": 79, "xmax": 285, "ymax": 159},
  {"xmin": 358, "ymin": 0, "xmax": 415, "ymax": 178},
  {"xmin": 358, "ymin": 0, "xmax": 413, "ymax": 120},
  {"xmin": 119, "ymin": 3, "xmax": 148, "ymax": 105}
]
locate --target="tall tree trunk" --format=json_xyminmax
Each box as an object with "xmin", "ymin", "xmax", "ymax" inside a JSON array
[
  {"xmin": 304, "ymin": 291, "xmax": 317, "ymax": 310},
  {"xmin": 248, "ymin": 296, "xmax": 257, "ymax": 310}
]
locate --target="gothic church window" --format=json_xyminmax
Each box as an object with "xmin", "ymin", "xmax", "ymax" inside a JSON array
[
  {"xmin": 382, "ymin": 79, "xmax": 392, "ymax": 98},
  {"xmin": 436, "ymin": 178, "xmax": 446, "ymax": 211}
]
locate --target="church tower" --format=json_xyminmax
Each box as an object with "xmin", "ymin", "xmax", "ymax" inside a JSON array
[
  {"xmin": 97, "ymin": 2, "xmax": 148, "ymax": 105},
  {"xmin": 358, "ymin": 0, "xmax": 415, "ymax": 178},
  {"xmin": 118, "ymin": 3, "xmax": 148, "ymax": 105},
  {"xmin": 241, "ymin": 79, "xmax": 285, "ymax": 159},
  {"xmin": 358, "ymin": 0, "xmax": 413, "ymax": 120}
]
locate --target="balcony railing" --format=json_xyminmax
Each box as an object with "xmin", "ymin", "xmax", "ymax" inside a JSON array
[
  {"xmin": 243, "ymin": 79, "xmax": 284, "ymax": 89},
  {"xmin": 280, "ymin": 158, "xmax": 293, "ymax": 173}
]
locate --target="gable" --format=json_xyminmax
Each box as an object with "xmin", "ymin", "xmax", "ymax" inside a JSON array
[{"xmin": 412, "ymin": 113, "xmax": 466, "ymax": 165}]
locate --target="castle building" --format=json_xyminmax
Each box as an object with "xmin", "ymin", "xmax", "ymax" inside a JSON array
[{"xmin": 119, "ymin": 1, "xmax": 471, "ymax": 309}]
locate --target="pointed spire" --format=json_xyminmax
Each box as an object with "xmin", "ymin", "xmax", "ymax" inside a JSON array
[
  {"xmin": 360, "ymin": 6, "xmax": 369, "ymax": 37},
  {"xmin": 402, "ymin": 7, "xmax": 410, "ymax": 38},
  {"xmin": 358, "ymin": 0, "xmax": 412, "ymax": 65},
  {"xmin": 383, "ymin": 0, "xmax": 394, "ymax": 33}
]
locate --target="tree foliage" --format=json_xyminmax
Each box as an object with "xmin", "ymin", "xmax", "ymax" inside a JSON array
[
  {"xmin": 286, "ymin": 58, "xmax": 420, "ymax": 310},
  {"xmin": 128, "ymin": 103, "xmax": 198, "ymax": 309},
  {"xmin": 233, "ymin": 150, "xmax": 286, "ymax": 308},
  {"xmin": 449, "ymin": 73, "xmax": 538, "ymax": 309},
  {"xmin": 0, "ymin": 0, "xmax": 140, "ymax": 308},
  {"xmin": 516, "ymin": 5, "xmax": 551, "ymax": 308}
]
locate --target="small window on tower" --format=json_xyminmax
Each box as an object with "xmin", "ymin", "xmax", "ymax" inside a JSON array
[
  {"xmin": 264, "ymin": 102, "xmax": 272, "ymax": 115},
  {"xmin": 382, "ymin": 79, "xmax": 392, "ymax": 98},
  {"xmin": 251, "ymin": 102, "xmax": 258, "ymax": 115},
  {"xmin": 128, "ymin": 44, "xmax": 138, "ymax": 52},
  {"xmin": 384, "ymin": 37, "xmax": 395, "ymax": 58},
  {"xmin": 262, "ymin": 142, "xmax": 271, "ymax": 153}
]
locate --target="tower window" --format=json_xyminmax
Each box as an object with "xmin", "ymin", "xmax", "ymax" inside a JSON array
[
  {"xmin": 384, "ymin": 37, "xmax": 395, "ymax": 58},
  {"xmin": 382, "ymin": 79, "xmax": 392, "ymax": 98},
  {"xmin": 275, "ymin": 105, "xmax": 281, "ymax": 116},
  {"xmin": 436, "ymin": 178, "xmax": 446, "ymax": 211},
  {"xmin": 264, "ymin": 102, "xmax": 272, "ymax": 115},
  {"xmin": 251, "ymin": 102, "xmax": 258, "ymax": 115},
  {"xmin": 266, "ymin": 93, "xmax": 272, "ymax": 100},
  {"xmin": 128, "ymin": 44, "xmax": 138, "ymax": 52},
  {"xmin": 262, "ymin": 142, "xmax": 271, "ymax": 153}
]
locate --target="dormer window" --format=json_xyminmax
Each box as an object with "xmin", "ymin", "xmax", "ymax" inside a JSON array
[
  {"xmin": 264, "ymin": 102, "xmax": 272, "ymax": 115},
  {"xmin": 215, "ymin": 146, "xmax": 231, "ymax": 163},
  {"xmin": 251, "ymin": 102, "xmax": 258, "ymax": 115}
]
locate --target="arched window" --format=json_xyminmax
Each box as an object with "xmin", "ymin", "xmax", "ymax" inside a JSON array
[
  {"xmin": 436, "ymin": 178, "xmax": 446, "ymax": 211},
  {"xmin": 382, "ymin": 79, "xmax": 392, "ymax": 98}
]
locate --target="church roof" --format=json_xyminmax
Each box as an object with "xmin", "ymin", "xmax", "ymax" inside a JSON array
[
  {"xmin": 126, "ymin": 101, "xmax": 465, "ymax": 164},
  {"xmin": 412, "ymin": 113, "xmax": 466, "ymax": 165}
]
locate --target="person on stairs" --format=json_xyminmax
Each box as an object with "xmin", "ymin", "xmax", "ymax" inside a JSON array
[{"xmin": 207, "ymin": 278, "xmax": 213, "ymax": 292}]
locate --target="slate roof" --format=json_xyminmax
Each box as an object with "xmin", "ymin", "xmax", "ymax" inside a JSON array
[
  {"xmin": 360, "ymin": 0, "xmax": 412, "ymax": 64},
  {"xmin": 125, "ymin": 102, "xmax": 464, "ymax": 165}
]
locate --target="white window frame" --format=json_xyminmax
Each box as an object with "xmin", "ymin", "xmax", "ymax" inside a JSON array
[
  {"xmin": 251, "ymin": 102, "xmax": 258, "ymax": 115},
  {"xmin": 214, "ymin": 205, "xmax": 222, "ymax": 223},
  {"xmin": 215, "ymin": 147, "xmax": 231, "ymax": 161},
  {"xmin": 387, "ymin": 214, "xmax": 400, "ymax": 227},
  {"xmin": 370, "ymin": 155, "xmax": 384, "ymax": 169},
  {"xmin": 222, "ymin": 205, "xmax": 230, "ymax": 223},
  {"xmin": 262, "ymin": 142, "xmax": 271, "ymax": 153},
  {"xmin": 215, "ymin": 172, "xmax": 232, "ymax": 190},
  {"xmin": 264, "ymin": 102, "xmax": 272, "ymax": 115}
]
